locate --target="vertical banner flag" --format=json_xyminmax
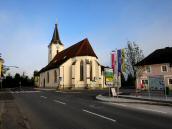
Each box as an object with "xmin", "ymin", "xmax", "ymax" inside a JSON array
[
  {"xmin": 111, "ymin": 51, "xmax": 116, "ymax": 73},
  {"xmin": 117, "ymin": 49, "xmax": 122, "ymax": 74},
  {"xmin": 122, "ymin": 48, "xmax": 126, "ymax": 72}
]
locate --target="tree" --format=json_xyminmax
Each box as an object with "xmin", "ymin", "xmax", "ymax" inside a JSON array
[
  {"xmin": 125, "ymin": 41, "xmax": 144, "ymax": 85},
  {"xmin": 121, "ymin": 73, "xmax": 127, "ymax": 88},
  {"xmin": 14, "ymin": 73, "xmax": 21, "ymax": 87},
  {"xmin": 2, "ymin": 72, "xmax": 34, "ymax": 88},
  {"xmin": 2, "ymin": 74, "xmax": 13, "ymax": 88}
]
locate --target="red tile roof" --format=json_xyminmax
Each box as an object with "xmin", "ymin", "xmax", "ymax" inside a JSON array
[{"xmin": 39, "ymin": 38, "xmax": 97, "ymax": 73}]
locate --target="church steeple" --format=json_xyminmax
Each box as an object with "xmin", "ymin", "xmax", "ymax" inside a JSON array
[
  {"xmin": 48, "ymin": 23, "xmax": 64, "ymax": 63},
  {"xmin": 51, "ymin": 24, "xmax": 63, "ymax": 45}
]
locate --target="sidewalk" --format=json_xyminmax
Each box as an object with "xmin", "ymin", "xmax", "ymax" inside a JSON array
[
  {"xmin": 119, "ymin": 94, "xmax": 172, "ymax": 104},
  {"xmin": 96, "ymin": 94, "xmax": 172, "ymax": 106},
  {"xmin": 0, "ymin": 90, "xmax": 32, "ymax": 129}
]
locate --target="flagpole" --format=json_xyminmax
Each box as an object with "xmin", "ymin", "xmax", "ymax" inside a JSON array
[
  {"xmin": 115, "ymin": 49, "xmax": 118, "ymax": 98},
  {"xmin": 117, "ymin": 49, "xmax": 119, "ymax": 98}
]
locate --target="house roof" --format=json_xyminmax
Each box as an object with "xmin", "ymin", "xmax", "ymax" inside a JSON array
[
  {"xmin": 135, "ymin": 47, "xmax": 172, "ymax": 66},
  {"xmin": 39, "ymin": 38, "xmax": 97, "ymax": 73},
  {"xmin": 49, "ymin": 24, "xmax": 63, "ymax": 46}
]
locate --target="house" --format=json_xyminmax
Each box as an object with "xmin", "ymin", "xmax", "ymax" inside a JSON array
[
  {"xmin": 37, "ymin": 24, "xmax": 106, "ymax": 89},
  {"xmin": 135, "ymin": 47, "xmax": 172, "ymax": 90}
]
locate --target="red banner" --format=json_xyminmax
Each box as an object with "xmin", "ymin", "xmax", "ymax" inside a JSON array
[{"xmin": 111, "ymin": 51, "xmax": 116, "ymax": 73}]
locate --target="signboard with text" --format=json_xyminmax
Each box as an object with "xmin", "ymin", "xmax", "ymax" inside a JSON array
[
  {"xmin": 111, "ymin": 88, "xmax": 117, "ymax": 96},
  {"xmin": 104, "ymin": 68, "xmax": 114, "ymax": 86},
  {"xmin": 149, "ymin": 75, "xmax": 165, "ymax": 90}
]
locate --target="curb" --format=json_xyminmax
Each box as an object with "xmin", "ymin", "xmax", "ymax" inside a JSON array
[
  {"xmin": 119, "ymin": 95, "xmax": 172, "ymax": 105},
  {"xmin": 96, "ymin": 94, "xmax": 172, "ymax": 106}
]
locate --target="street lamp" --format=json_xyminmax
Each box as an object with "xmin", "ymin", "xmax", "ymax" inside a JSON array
[{"xmin": 4, "ymin": 65, "xmax": 19, "ymax": 68}]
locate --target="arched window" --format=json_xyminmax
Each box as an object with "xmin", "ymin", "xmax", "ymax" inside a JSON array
[
  {"xmin": 47, "ymin": 72, "xmax": 49, "ymax": 83},
  {"xmin": 90, "ymin": 61, "xmax": 92, "ymax": 81},
  {"xmin": 80, "ymin": 60, "xmax": 84, "ymax": 81},
  {"xmin": 54, "ymin": 70, "xmax": 57, "ymax": 83}
]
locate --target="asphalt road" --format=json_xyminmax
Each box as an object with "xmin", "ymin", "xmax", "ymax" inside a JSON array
[{"xmin": 12, "ymin": 88, "xmax": 172, "ymax": 129}]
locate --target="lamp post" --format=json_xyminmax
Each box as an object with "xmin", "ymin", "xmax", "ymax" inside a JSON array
[
  {"xmin": 4, "ymin": 65, "xmax": 19, "ymax": 69},
  {"xmin": 19, "ymin": 81, "xmax": 21, "ymax": 91}
]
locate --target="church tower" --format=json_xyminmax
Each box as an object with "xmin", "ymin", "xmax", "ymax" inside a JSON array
[{"xmin": 48, "ymin": 24, "xmax": 64, "ymax": 63}]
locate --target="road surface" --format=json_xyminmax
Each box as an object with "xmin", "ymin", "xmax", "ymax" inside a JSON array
[{"xmin": 11, "ymin": 88, "xmax": 172, "ymax": 129}]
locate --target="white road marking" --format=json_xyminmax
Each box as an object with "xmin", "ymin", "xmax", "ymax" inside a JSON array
[
  {"xmin": 55, "ymin": 91, "xmax": 81, "ymax": 94},
  {"xmin": 53, "ymin": 100, "xmax": 66, "ymax": 105},
  {"xmin": 34, "ymin": 88, "xmax": 55, "ymax": 91},
  {"xmin": 113, "ymin": 103, "xmax": 127, "ymax": 107},
  {"xmin": 55, "ymin": 91, "xmax": 64, "ymax": 93},
  {"xmin": 10, "ymin": 91, "xmax": 41, "ymax": 94},
  {"xmin": 40, "ymin": 96, "xmax": 47, "ymax": 99},
  {"xmin": 83, "ymin": 109, "xmax": 116, "ymax": 123},
  {"xmin": 138, "ymin": 107, "xmax": 167, "ymax": 114}
]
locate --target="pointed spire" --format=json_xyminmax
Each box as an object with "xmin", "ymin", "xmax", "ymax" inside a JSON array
[{"xmin": 51, "ymin": 23, "xmax": 63, "ymax": 45}]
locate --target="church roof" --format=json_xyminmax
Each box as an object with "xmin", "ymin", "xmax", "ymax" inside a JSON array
[
  {"xmin": 39, "ymin": 38, "xmax": 97, "ymax": 73},
  {"xmin": 135, "ymin": 47, "xmax": 172, "ymax": 66},
  {"xmin": 49, "ymin": 24, "xmax": 63, "ymax": 46}
]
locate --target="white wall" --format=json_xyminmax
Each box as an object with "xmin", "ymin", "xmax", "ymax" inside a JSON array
[
  {"xmin": 40, "ymin": 68, "xmax": 60, "ymax": 88},
  {"xmin": 48, "ymin": 43, "xmax": 64, "ymax": 63}
]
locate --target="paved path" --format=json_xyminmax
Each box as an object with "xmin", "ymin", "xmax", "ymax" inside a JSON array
[{"xmin": 0, "ymin": 91, "xmax": 31, "ymax": 129}]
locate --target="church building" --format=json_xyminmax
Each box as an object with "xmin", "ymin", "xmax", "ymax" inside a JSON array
[{"xmin": 38, "ymin": 24, "xmax": 106, "ymax": 89}]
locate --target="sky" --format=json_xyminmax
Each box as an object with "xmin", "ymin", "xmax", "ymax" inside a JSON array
[{"xmin": 0, "ymin": 0, "xmax": 172, "ymax": 77}]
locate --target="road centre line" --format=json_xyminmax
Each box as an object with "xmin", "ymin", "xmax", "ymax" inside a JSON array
[
  {"xmin": 83, "ymin": 109, "xmax": 116, "ymax": 123},
  {"xmin": 53, "ymin": 99, "xmax": 66, "ymax": 105},
  {"xmin": 40, "ymin": 96, "xmax": 47, "ymax": 99},
  {"xmin": 138, "ymin": 107, "xmax": 167, "ymax": 114},
  {"xmin": 55, "ymin": 91, "xmax": 81, "ymax": 94}
]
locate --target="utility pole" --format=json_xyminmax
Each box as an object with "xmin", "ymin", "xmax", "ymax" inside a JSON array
[
  {"xmin": 63, "ymin": 66, "xmax": 64, "ymax": 90},
  {"xmin": 19, "ymin": 81, "xmax": 21, "ymax": 91}
]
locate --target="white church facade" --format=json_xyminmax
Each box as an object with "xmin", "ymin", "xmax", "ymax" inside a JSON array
[{"xmin": 37, "ymin": 24, "xmax": 106, "ymax": 89}]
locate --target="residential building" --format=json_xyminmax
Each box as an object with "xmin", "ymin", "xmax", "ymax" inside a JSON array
[
  {"xmin": 38, "ymin": 24, "xmax": 106, "ymax": 89},
  {"xmin": 135, "ymin": 47, "xmax": 172, "ymax": 90}
]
